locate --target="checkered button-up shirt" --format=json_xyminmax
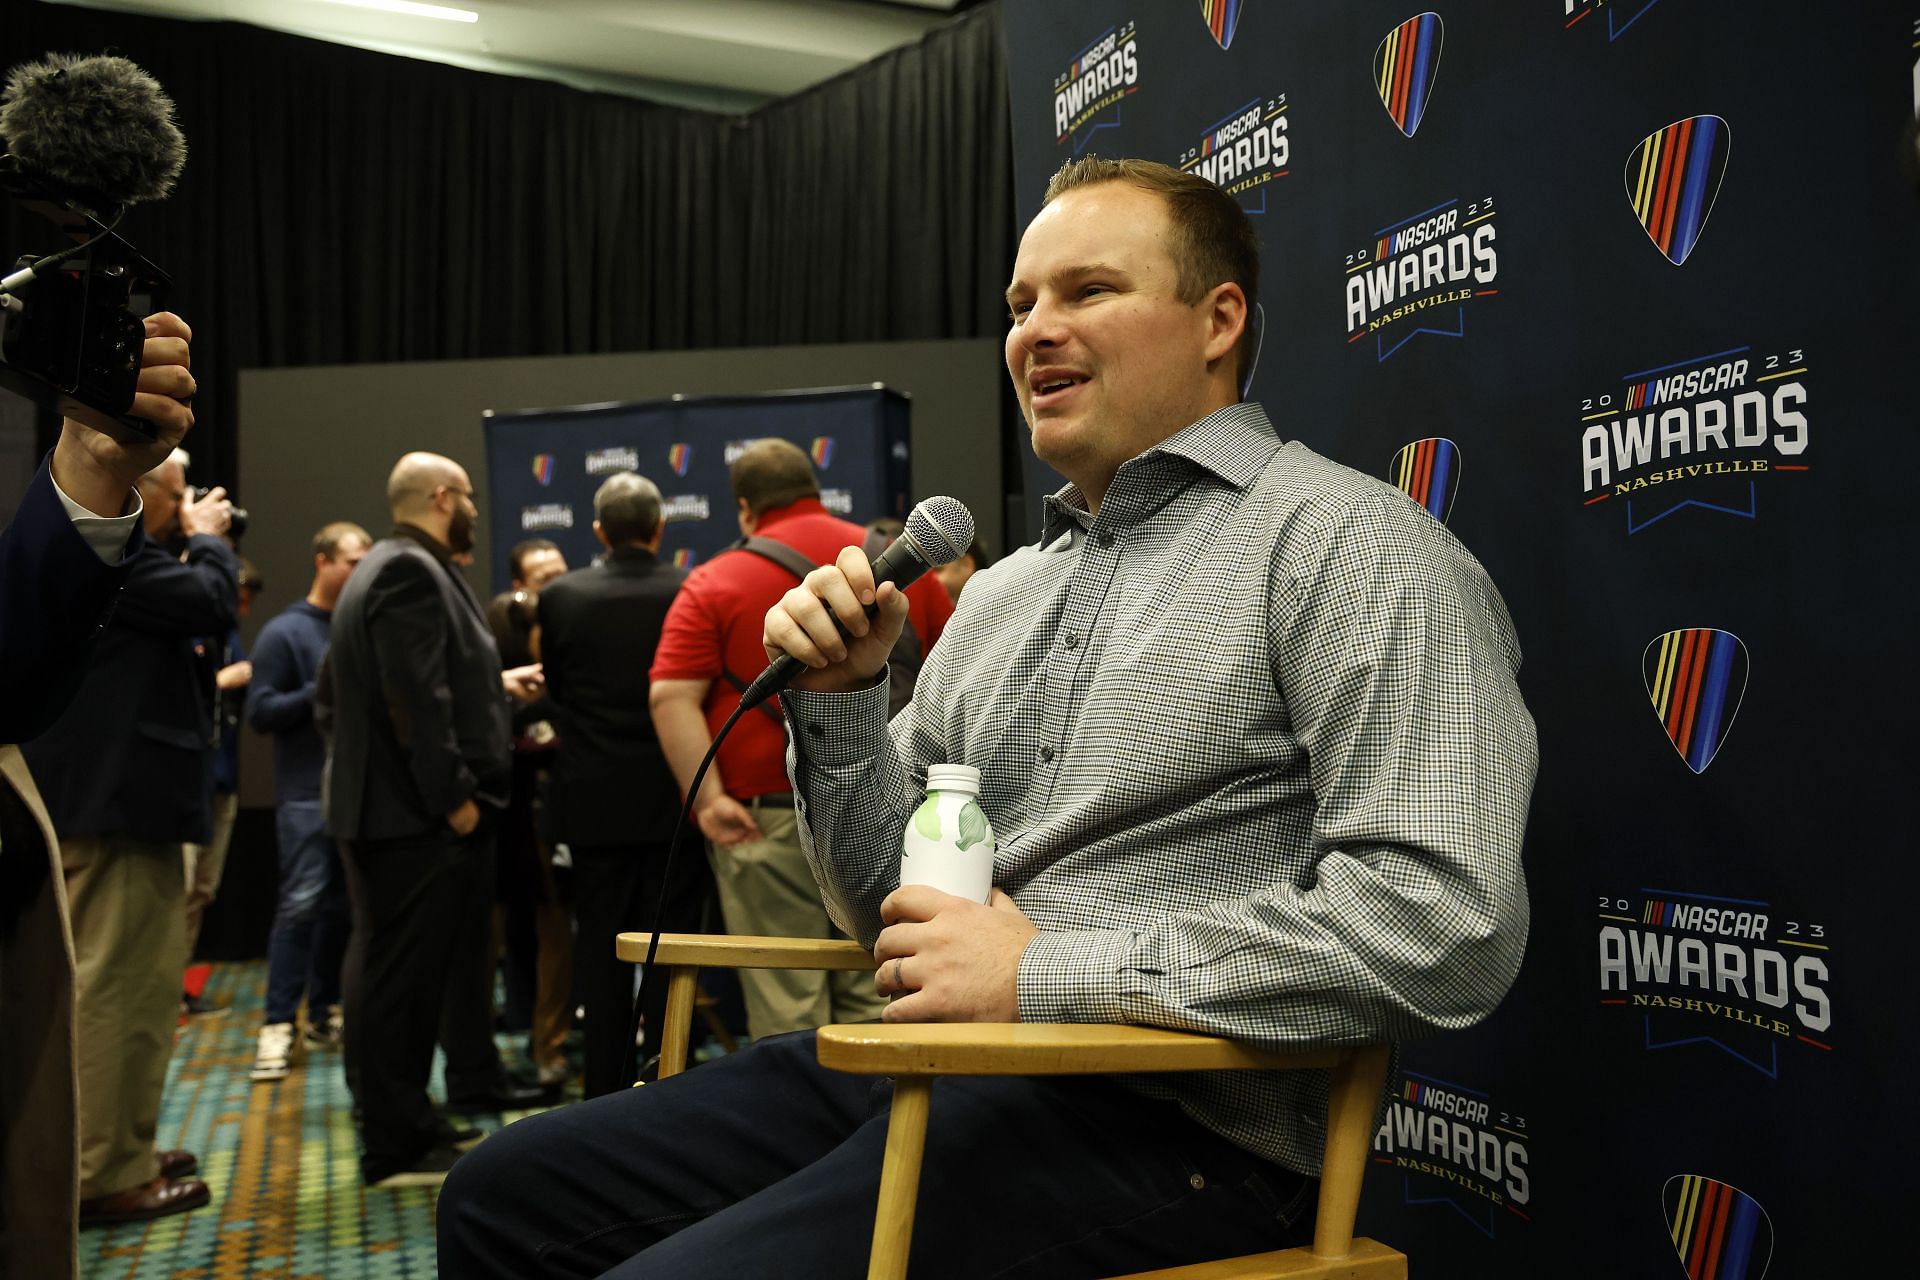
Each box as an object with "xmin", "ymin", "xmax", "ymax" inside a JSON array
[{"xmin": 786, "ymin": 402, "xmax": 1537, "ymax": 1175}]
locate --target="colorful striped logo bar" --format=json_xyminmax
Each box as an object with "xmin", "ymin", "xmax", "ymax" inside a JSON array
[
  {"xmin": 1373, "ymin": 12, "xmax": 1444, "ymax": 137},
  {"xmin": 1626, "ymin": 115, "xmax": 1731, "ymax": 266},
  {"xmin": 1643, "ymin": 628, "xmax": 1749, "ymax": 774},
  {"xmin": 530, "ymin": 454, "xmax": 554, "ymax": 486},
  {"xmin": 1664, "ymin": 1175, "xmax": 1773, "ymax": 1280},
  {"xmin": 1624, "ymin": 380, "xmax": 1651, "ymax": 409},
  {"xmin": 668, "ymin": 443, "xmax": 692, "ymax": 476},
  {"xmin": 1389, "ymin": 437, "xmax": 1460, "ymax": 523},
  {"xmin": 1199, "ymin": 0, "xmax": 1243, "ymax": 51},
  {"xmin": 1642, "ymin": 900, "xmax": 1673, "ymax": 926},
  {"xmin": 811, "ymin": 436, "xmax": 836, "ymax": 469}
]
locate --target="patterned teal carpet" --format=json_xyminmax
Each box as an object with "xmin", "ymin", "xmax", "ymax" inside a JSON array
[{"xmin": 79, "ymin": 959, "xmax": 574, "ymax": 1280}]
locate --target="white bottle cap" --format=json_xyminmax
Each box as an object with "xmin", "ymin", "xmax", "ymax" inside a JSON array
[{"xmin": 925, "ymin": 764, "xmax": 981, "ymax": 795}]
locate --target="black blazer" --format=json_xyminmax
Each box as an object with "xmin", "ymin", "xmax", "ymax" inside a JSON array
[
  {"xmin": 0, "ymin": 456, "xmax": 141, "ymax": 743},
  {"xmin": 23, "ymin": 529, "xmax": 238, "ymax": 844},
  {"xmin": 535, "ymin": 546, "xmax": 686, "ymax": 846},
  {"xmin": 323, "ymin": 528, "xmax": 511, "ymax": 841}
]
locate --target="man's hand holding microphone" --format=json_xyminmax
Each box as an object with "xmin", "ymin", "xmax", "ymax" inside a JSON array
[{"xmin": 759, "ymin": 498, "xmax": 1036, "ymax": 1024}]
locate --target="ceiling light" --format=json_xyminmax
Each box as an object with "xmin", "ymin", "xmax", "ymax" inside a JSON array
[{"xmin": 315, "ymin": 0, "xmax": 481, "ymax": 23}]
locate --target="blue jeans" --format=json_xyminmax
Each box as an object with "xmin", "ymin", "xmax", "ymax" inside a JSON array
[
  {"xmin": 263, "ymin": 799, "xmax": 349, "ymax": 1026},
  {"xmin": 437, "ymin": 1031, "xmax": 1315, "ymax": 1279}
]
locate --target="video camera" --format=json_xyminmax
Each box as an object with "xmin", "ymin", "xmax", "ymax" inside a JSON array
[{"xmin": 0, "ymin": 54, "xmax": 184, "ymax": 445}]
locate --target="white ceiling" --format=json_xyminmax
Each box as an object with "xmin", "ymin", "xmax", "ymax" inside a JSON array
[{"xmin": 43, "ymin": 0, "xmax": 981, "ymax": 113}]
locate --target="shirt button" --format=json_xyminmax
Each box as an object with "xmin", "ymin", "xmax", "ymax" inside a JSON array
[
  {"xmin": 1189, "ymin": 1173, "xmax": 1206, "ymax": 1190},
  {"xmin": 1062, "ymin": 633, "xmax": 1079, "ymax": 651},
  {"xmin": 1096, "ymin": 530, "xmax": 1115, "ymax": 548},
  {"xmin": 1039, "ymin": 745, "xmax": 1054, "ymax": 763}
]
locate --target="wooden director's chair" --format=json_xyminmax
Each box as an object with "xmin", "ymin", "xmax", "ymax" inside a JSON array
[{"xmin": 616, "ymin": 932, "xmax": 1409, "ymax": 1280}]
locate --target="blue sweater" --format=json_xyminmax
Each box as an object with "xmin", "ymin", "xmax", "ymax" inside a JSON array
[{"xmin": 246, "ymin": 600, "xmax": 332, "ymax": 803}]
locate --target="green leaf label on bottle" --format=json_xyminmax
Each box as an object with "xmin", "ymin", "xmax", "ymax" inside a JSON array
[
  {"xmin": 912, "ymin": 795, "xmax": 943, "ymax": 841},
  {"xmin": 957, "ymin": 801, "xmax": 989, "ymax": 851}
]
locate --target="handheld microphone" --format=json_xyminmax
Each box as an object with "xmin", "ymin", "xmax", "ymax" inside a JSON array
[{"xmin": 737, "ymin": 495, "xmax": 974, "ymax": 712}]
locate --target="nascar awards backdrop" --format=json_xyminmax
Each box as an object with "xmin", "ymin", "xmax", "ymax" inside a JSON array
[
  {"xmin": 1003, "ymin": 2, "xmax": 1916, "ymax": 1275},
  {"xmin": 482, "ymin": 386, "xmax": 910, "ymax": 592}
]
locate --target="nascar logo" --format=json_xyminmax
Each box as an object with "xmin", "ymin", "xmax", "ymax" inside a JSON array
[
  {"xmin": 531, "ymin": 454, "xmax": 554, "ymax": 486},
  {"xmin": 668, "ymin": 443, "xmax": 692, "ymax": 477},
  {"xmin": 1373, "ymin": 12, "xmax": 1444, "ymax": 137},
  {"xmin": 810, "ymin": 437, "xmax": 835, "ymax": 469},
  {"xmin": 1388, "ymin": 438, "xmax": 1459, "ymax": 523},
  {"xmin": 1663, "ymin": 1175, "xmax": 1772, "ymax": 1279},
  {"xmin": 1198, "ymin": 0, "xmax": 1242, "ymax": 51},
  {"xmin": 1643, "ymin": 628, "xmax": 1748, "ymax": 774},
  {"xmin": 672, "ymin": 548, "xmax": 698, "ymax": 569},
  {"xmin": 1626, "ymin": 115, "xmax": 1730, "ymax": 266}
]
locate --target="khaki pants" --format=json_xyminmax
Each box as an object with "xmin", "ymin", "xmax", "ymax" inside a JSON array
[
  {"xmin": 704, "ymin": 802, "xmax": 885, "ymax": 1040},
  {"xmin": 62, "ymin": 834, "xmax": 188, "ymax": 1198},
  {"xmin": 182, "ymin": 790, "xmax": 239, "ymax": 959}
]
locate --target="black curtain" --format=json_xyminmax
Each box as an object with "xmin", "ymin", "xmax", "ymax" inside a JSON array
[{"xmin": 1, "ymin": 1, "xmax": 1012, "ymax": 486}]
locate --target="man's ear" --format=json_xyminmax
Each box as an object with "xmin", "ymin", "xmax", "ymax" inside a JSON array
[
  {"xmin": 1202, "ymin": 281, "xmax": 1248, "ymax": 367},
  {"xmin": 592, "ymin": 520, "xmax": 613, "ymax": 550}
]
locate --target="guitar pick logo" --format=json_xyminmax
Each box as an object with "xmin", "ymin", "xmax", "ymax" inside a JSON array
[
  {"xmin": 530, "ymin": 454, "xmax": 554, "ymax": 486},
  {"xmin": 1373, "ymin": 12, "xmax": 1444, "ymax": 137},
  {"xmin": 1388, "ymin": 438, "xmax": 1460, "ymax": 523},
  {"xmin": 1198, "ymin": 0, "xmax": 1244, "ymax": 51},
  {"xmin": 1663, "ymin": 1175, "xmax": 1772, "ymax": 1279},
  {"xmin": 1626, "ymin": 115, "xmax": 1731, "ymax": 265},
  {"xmin": 1643, "ymin": 628, "xmax": 1748, "ymax": 773}
]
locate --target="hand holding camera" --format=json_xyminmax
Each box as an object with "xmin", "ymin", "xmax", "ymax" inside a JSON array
[
  {"xmin": 178, "ymin": 481, "xmax": 230, "ymax": 540},
  {"xmin": 50, "ymin": 309, "xmax": 196, "ymax": 517}
]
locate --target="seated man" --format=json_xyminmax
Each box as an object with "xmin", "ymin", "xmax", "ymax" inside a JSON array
[{"xmin": 437, "ymin": 157, "xmax": 1537, "ymax": 1279}]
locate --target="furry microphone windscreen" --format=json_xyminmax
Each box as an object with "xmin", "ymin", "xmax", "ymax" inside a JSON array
[{"xmin": 0, "ymin": 53, "xmax": 186, "ymax": 208}]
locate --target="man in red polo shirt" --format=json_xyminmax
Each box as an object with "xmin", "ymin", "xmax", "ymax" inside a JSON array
[{"xmin": 650, "ymin": 438, "xmax": 952, "ymax": 1041}]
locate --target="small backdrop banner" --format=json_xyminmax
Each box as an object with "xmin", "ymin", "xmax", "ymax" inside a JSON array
[
  {"xmin": 1001, "ymin": 2, "xmax": 1916, "ymax": 1276},
  {"xmin": 482, "ymin": 386, "xmax": 910, "ymax": 593}
]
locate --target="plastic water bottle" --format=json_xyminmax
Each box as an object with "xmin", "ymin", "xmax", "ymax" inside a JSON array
[{"xmin": 900, "ymin": 764, "xmax": 995, "ymax": 903}]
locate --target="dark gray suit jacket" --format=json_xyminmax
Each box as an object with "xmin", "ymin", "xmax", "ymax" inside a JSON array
[
  {"xmin": 535, "ymin": 546, "xmax": 686, "ymax": 847},
  {"xmin": 322, "ymin": 526, "xmax": 510, "ymax": 841}
]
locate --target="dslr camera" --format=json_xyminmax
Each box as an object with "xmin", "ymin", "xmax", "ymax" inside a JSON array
[{"xmin": 191, "ymin": 484, "xmax": 249, "ymax": 540}]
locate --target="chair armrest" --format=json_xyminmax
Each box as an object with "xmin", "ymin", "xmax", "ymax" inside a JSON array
[
  {"xmin": 815, "ymin": 1023, "xmax": 1347, "ymax": 1077},
  {"xmin": 616, "ymin": 931, "xmax": 873, "ymax": 971}
]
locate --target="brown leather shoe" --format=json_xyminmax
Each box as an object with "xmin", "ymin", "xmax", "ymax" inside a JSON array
[
  {"xmin": 158, "ymin": 1149, "xmax": 198, "ymax": 1179},
  {"xmin": 78, "ymin": 1175, "xmax": 210, "ymax": 1228}
]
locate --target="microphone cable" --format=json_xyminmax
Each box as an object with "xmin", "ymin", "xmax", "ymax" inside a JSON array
[{"xmin": 620, "ymin": 691, "xmax": 759, "ymax": 1085}]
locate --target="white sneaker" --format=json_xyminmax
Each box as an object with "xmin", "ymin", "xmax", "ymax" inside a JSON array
[
  {"xmin": 304, "ymin": 1004, "xmax": 345, "ymax": 1050},
  {"xmin": 251, "ymin": 1022, "xmax": 296, "ymax": 1082}
]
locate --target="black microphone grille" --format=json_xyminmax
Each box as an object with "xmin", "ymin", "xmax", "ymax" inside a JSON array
[{"xmin": 900, "ymin": 497, "xmax": 974, "ymax": 567}]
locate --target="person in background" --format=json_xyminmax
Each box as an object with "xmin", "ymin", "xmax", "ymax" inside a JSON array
[
  {"xmin": 246, "ymin": 523, "xmax": 371, "ymax": 1083},
  {"xmin": 180, "ymin": 557, "xmax": 261, "ymax": 1016},
  {"xmin": 324, "ymin": 452, "xmax": 548, "ymax": 1187},
  {"xmin": 486, "ymin": 537, "xmax": 574, "ymax": 1090},
  {"xmin": 537, "ymin": 472, "xmax": 713, "ymax": 1095}
]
